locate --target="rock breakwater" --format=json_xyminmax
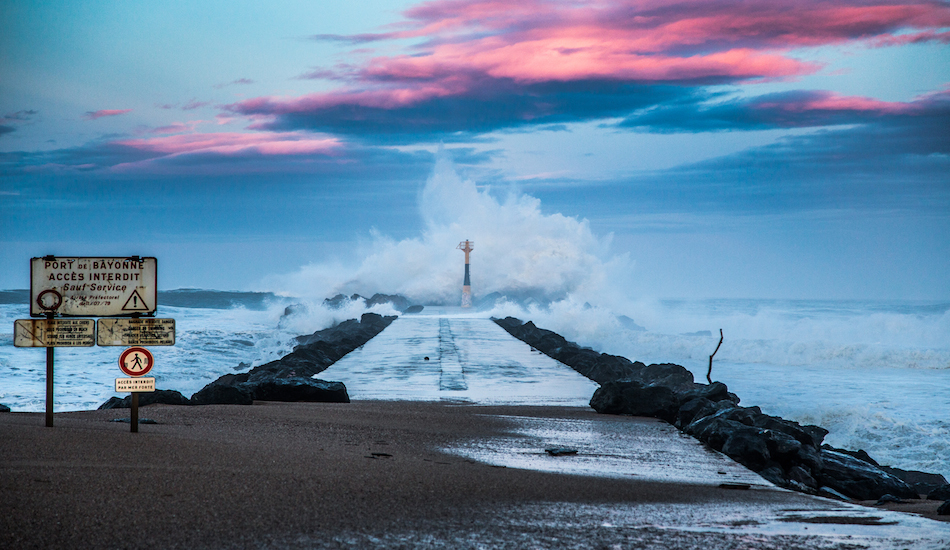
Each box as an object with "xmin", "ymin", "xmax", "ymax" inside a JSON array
[{"xmin": 493, "ymin": 316, "xmax": 944, "ymax": 502}]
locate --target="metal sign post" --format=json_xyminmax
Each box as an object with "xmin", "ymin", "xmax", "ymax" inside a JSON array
[
  {"xmin": 130, "ymin": 393, "xmax": 139, "ymax": 433},
  {"xmin": 117, "ymin": 346, "xmax": 155, "ymax": 433},
  {"xmin": 46, "ymin": 321, "xmax": 53, "ymax": 427}
]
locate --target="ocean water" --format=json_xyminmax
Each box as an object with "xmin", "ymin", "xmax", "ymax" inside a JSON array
[{"xmin": 1, "ymin": 290, "xmax": 948, "ymax": 480}]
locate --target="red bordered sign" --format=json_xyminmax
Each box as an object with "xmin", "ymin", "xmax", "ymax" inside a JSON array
[{"xmin": 119, "ymin": 346, "xmax": 154, "ymax": 377}]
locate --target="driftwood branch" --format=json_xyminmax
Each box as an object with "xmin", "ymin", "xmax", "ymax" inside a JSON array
[{"xmin": 707, "ymin": 328, "xmax": 723, "ymax": 384}]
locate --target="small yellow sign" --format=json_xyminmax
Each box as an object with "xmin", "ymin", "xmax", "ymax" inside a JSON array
[
  {"xmin": 98, "ymin": 318, "xmax": 175, "ymax": 346},
  {"xmin": 115, "ymin": 377, "xmax": 155, "ymax": 393},
  {"xmin": 14, "ymin": 319, "xmax": 95, "ymax": 347}
]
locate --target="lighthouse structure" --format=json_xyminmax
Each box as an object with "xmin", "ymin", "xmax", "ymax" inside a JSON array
[{"xmin": 457, "ymin": 240, "xmax": 474, "ymax": 307}]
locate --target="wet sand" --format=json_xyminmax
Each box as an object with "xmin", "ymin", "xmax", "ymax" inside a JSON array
[{"xmin": 1, "ymin": 401, "xmax": 947, "ymax": 549}]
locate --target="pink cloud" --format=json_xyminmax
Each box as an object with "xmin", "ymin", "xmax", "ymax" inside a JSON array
[
  {"xmin": 869, "ymin": 29, "xmax": 950, "ymax": 47},
  {"xmin": 182, "ymin": 100, "xmax": 211, "ymax": 111},
  {"xmin": 349, "ymin": 0, "xmax": 950, "ymax": 84},
  {"xmin": 103, "ymin": 131, "xmax": 344, "ymax": 174},
  {"xmin": 115, "ymin": 131, "xmax": 341, "ymax": 157},
  {"xmin": 150, "ymin": 122, "xmax": 195, "ymax": 135},
  {"xmin": 230, "ymin": 0, "xmax": 950, "ymax": 137},
  {"xmin": 756, "ymin": 92, "xmax": 913, "ymax": 115},
  {"xmin": 84, "ymin": 109, "xmax": 132, "ymax": 120},
  {"xmin": 617, "ymin": 87, "xmax": 950, "ymax": 132},
  {"xmin": 214, "ymin": 78, "xmax": 256, "ymax": 89}
]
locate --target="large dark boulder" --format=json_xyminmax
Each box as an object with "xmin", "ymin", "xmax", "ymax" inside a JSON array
[
  {"xmin": 880, "ymin": 468, "xmax": 947, "ymax": 495},
  {"xmin": 635, "ymin": 363, "xmax": 696, "ymax": 391},
  {"xmin": 786, "ymin": 465, "xmax": 819, "ymax": 491},
  {"xmin": 589, "ymin": 380, "xmax": 680, "ymax": 423},
  {"xmin": 826, "ymin": 447, "xmax": 879, "ymax": 466},
  {"xmin": 819, "ymin": 449, "xmax": 919, "ymax": 501},
  {"xmin": 678, "ymin": 381, "xmax": 739, "ymax": 405},
  {"xmin": 753, "ymin": 415, "xmax": 827, "ymax": 449},
  {"xmin": 0, "ymin": 403, "xmax": 10, "ymax": 413},
  {"xmin": 675, "ymin": 396, "xmax": 739, "ymax": 429},
  {"xmin": 721, "ymin": 425, "xmax": 773, "ymax": 472},
  {"xmin": 675, "ymin": 397, "xmax": 713, "ymax": 428},
  {"xmin": 794, "ymin": 444, "xmax": 825, "ymax": 477},
  {"xmin": 98, "ymin": 389, "xmax": 191, "ymax": 410},
  {"xmin": 249, "ymin": 377, "xmax": 349, "ymax": 403},
  {"xmin": 685, "ymin": 410, "xmax": 745, "ymax": 452},
  {"xmin": 928, "ymin": 484, "xmax": 950, "ymax": 501},
  {"xmin": 676, "ymin": 382, "xmax": 739, "ymax": 429},
  {"xmin": 191, "ymin": 384, "xmax": 254, "ymax": 406}
]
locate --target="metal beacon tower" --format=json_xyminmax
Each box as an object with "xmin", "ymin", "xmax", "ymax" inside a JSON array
[{"xmin": 457, "ymin": 240, "xmax": 474, "ymax": 307}]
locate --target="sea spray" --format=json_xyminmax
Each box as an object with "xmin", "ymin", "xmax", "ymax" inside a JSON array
[{"xmin": 266, "ymin": 151, "xmax": 631, "ymax": 307}]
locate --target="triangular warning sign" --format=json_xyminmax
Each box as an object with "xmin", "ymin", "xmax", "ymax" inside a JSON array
[{"xmin": 122, "ymin": 289, "xmax": 150, "ymax": 311}]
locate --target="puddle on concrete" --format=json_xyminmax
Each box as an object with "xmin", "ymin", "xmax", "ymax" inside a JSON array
[
  {"xmin": 444, "ymin": 413, "xmax": 766, "ymax": 486},
  {"xmin": 488, "ymin": 500, "xmax": 950, "ymax": 549}
]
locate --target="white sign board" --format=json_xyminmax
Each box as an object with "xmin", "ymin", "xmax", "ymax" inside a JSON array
[
  {"xmin": 98, "ymin": 318, "xmax": 175, "ymax": 346},
  {"xmin": 115, "ymin": 377, "xmax": 156, "ymax": 393},
  {"xmin": 31, "ymin": 257, "xmax": 157, "ymax": 317},
  {"xmin": 14, "ymin": 319, "xmax": 96, "ymax": 347}
]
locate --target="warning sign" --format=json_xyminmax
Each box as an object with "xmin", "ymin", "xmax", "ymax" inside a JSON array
[
  {"xmin": 119, "ymin": 346, "xmax": 154, "ymax": 376},
  {"xmin": 98, "ymin": 318, "xmax": 175, "ymax": 346},
  {"xmin": 122, "ymin": 289, "xmax": 150, "ymax": 312},
  {"xmin": 14, "ymin": 319, "xmax": 96, "ymax": 347},
  {"xmin": 30, "ymin": 257, "xmax": 157, "ymax": 317},
  {"xmin": 115, "ymin": 377, "xmax": 155, "ymax": 393}
]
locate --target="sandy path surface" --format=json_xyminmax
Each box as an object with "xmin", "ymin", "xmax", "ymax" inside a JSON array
[{"xmin": 2, "ymin": 401, "xmax": 947, "ymax": 549}]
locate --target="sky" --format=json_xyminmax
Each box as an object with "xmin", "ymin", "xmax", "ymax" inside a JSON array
[{"xmin": 2, "ymin": 0, "xmax": 949, "ymax": 300}]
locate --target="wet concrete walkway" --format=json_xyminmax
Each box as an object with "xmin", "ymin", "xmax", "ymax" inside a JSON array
[{"xmin": 317, "ymin": 307, "xmax": 599, "ymax": 405}]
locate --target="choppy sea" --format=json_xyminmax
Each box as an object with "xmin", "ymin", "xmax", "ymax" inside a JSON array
[{"xmin": 1, "ymin": 290, "xmax": 948, "ymax": 480}]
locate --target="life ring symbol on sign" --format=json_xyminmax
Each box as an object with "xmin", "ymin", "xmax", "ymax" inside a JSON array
[
  {"xmin": 36, "ymin": 289, "xmax": 63, "ymax": 312},
  {"xmin": 119, "ymin": 347, "xmax": 154, "ymax": 377}
]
